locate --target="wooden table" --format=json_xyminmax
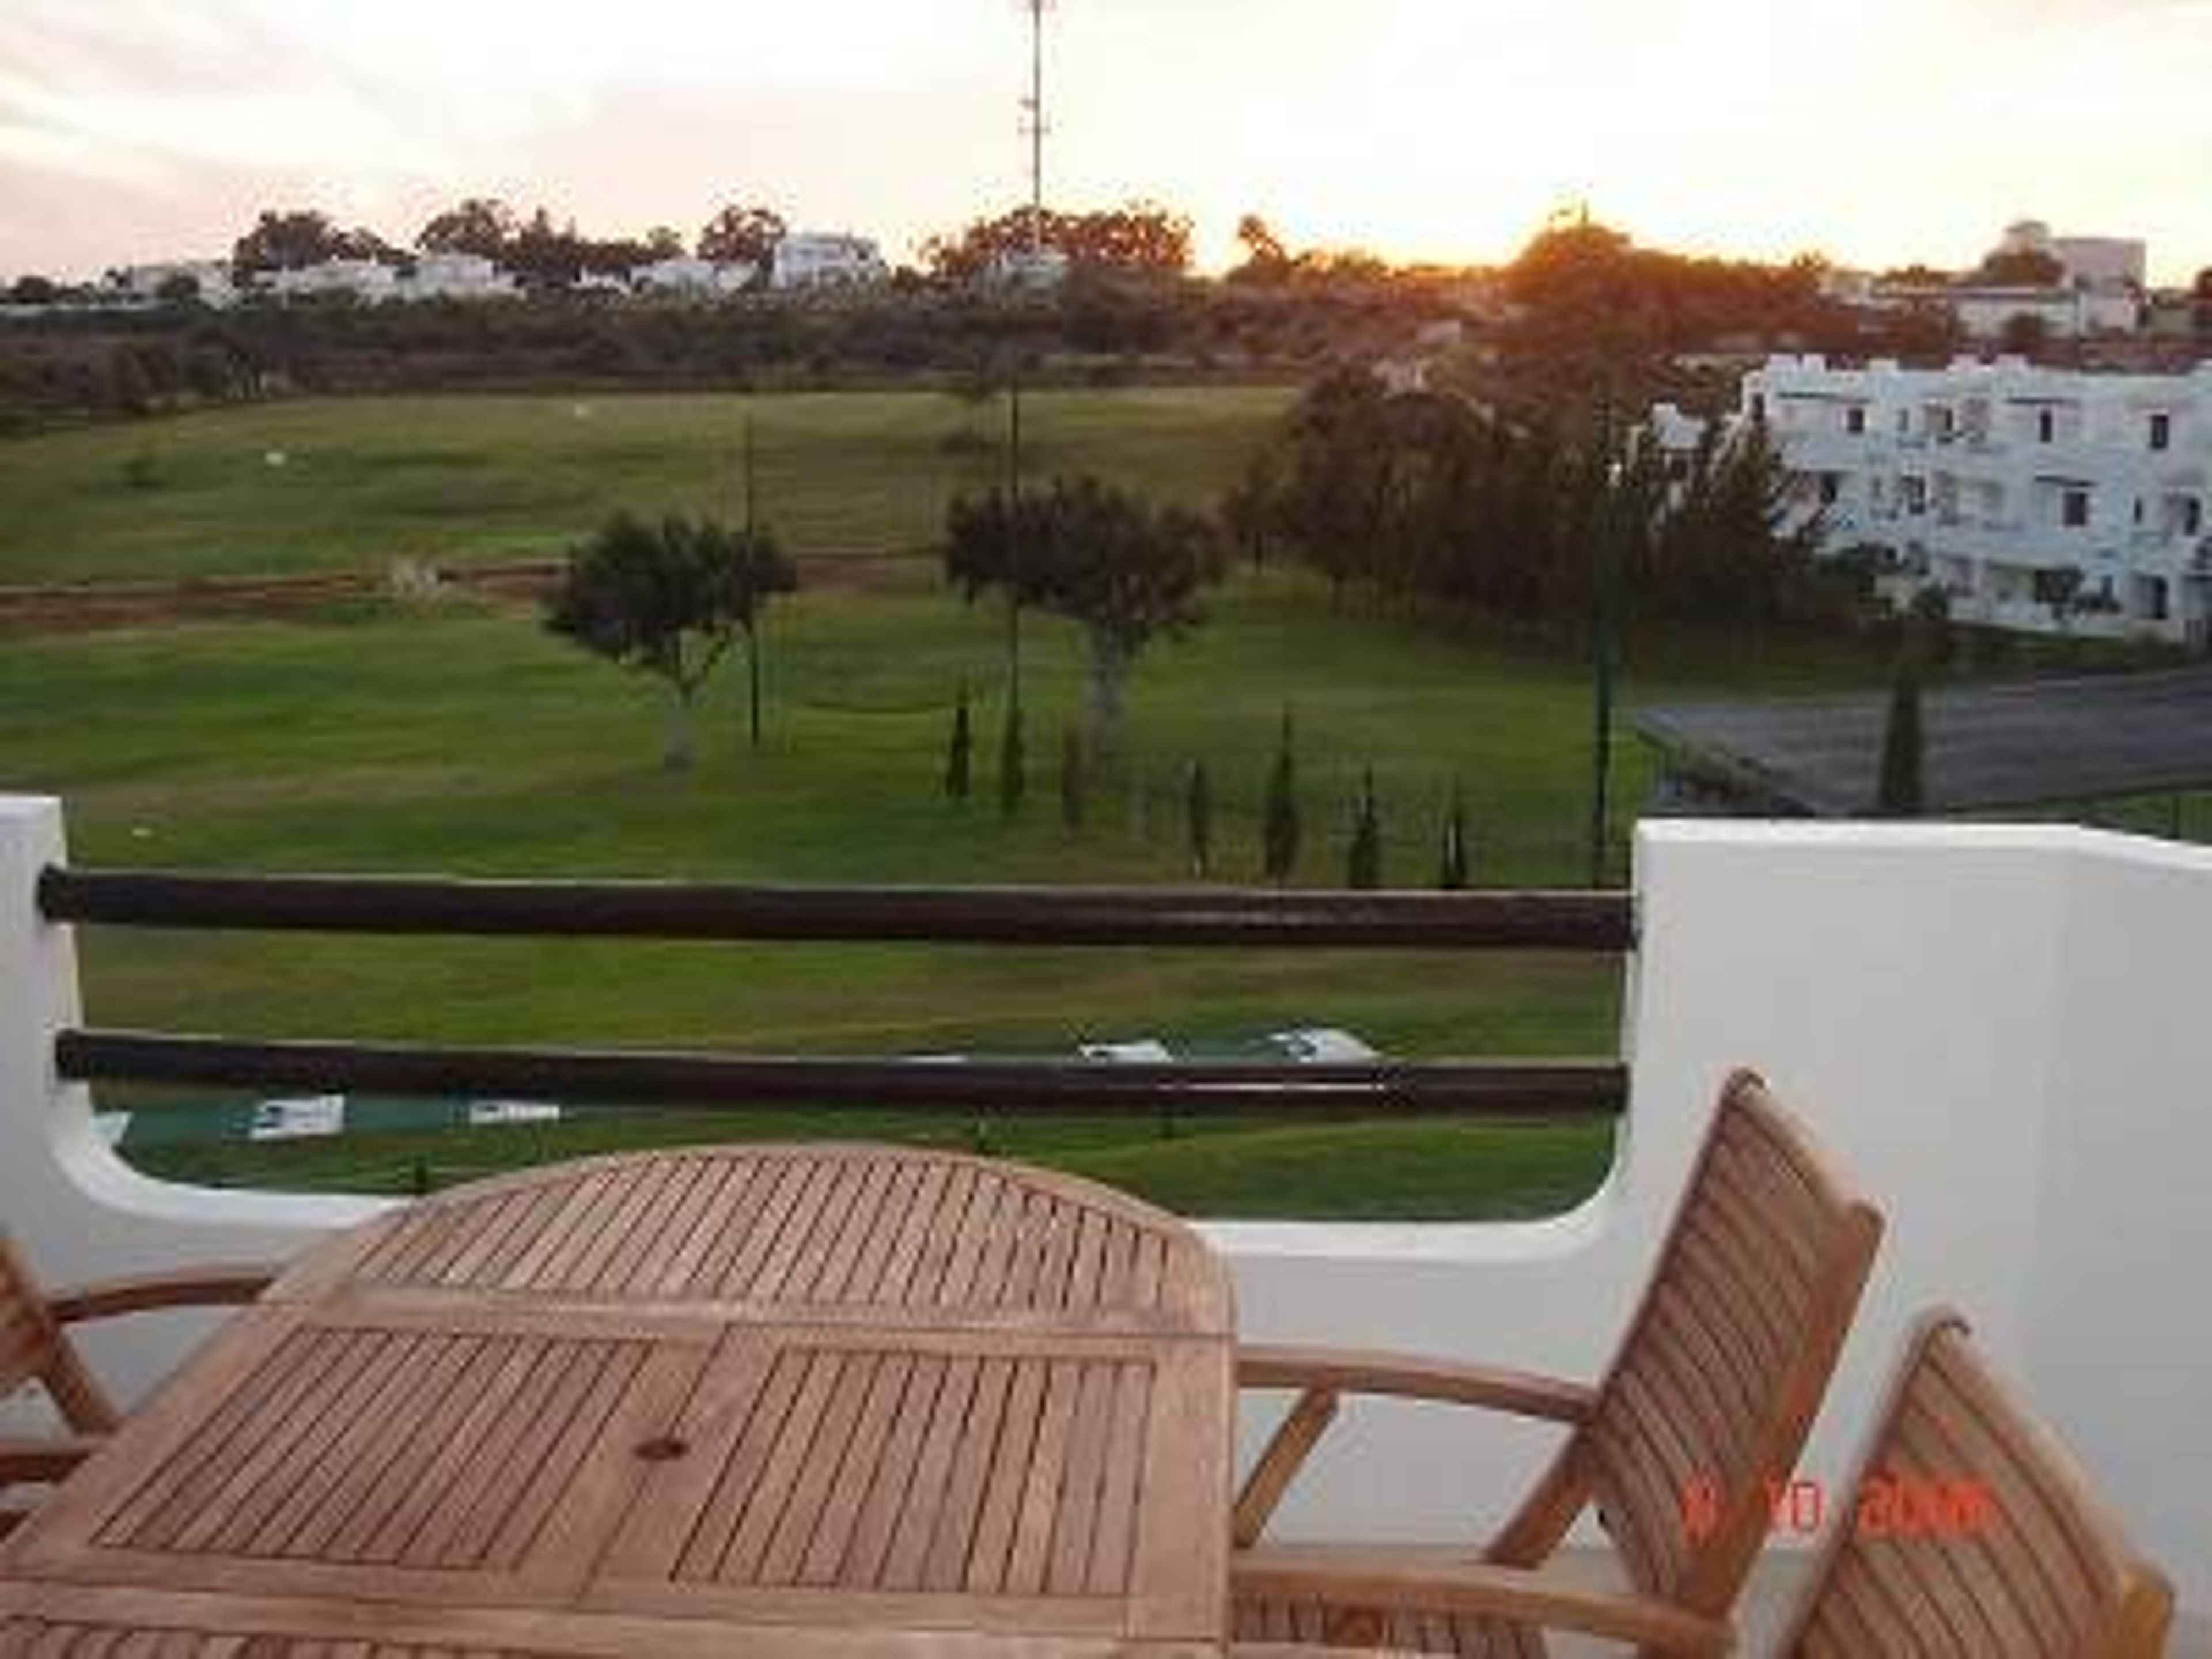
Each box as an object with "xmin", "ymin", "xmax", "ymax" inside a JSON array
[{"xmin": 0, "ymin": 1145, "xmax": 1237, "ymax": 1656}]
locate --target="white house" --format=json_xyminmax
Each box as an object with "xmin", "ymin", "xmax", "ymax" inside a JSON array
[
  {"xmin": 117, "ymin": 260, "xmax": 239, "ymax": 309},
  {"xmin": 984, "ymin": 247, "xmax": 1070, "ymax": 293},
  {"xmin": 770, "ymin": 232, "xmax": 888, "ymax": 292},
  {"xmin": 267, "ymin": 259, "xmax": 400, "ymax": 304},
  {"xmin": 400, "ymin": 253, "xmax": 517, "ymax": 302},
  {"xmin": 630, "ymin": 256, "xmax": 755, "ymax": 298},
  {"xmin": 1654, "ymin": 354, "xmax": 2212, "ymax": 642},
  {"xmin": 1841, "ymin": 221, "xmax": 2148, "ymax": 343},
  {"xmin": 1948, "ymin": 285, "xmax": 2141, "ymax": 343},
  {"xmin": 1997, "ymin": 218, "xmax": 2147, "ymax": 292}
]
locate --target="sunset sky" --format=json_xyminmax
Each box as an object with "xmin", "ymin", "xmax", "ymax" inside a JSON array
[{"xmin": 4, "ymin": 0, "xmax": 2210, "ymax": 284}]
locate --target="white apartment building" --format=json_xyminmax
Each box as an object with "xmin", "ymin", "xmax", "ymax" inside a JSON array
[
  {"xmin": 1657, "ymin": 354, "xmax": 2212, "ymax": 642},
  {"xmin": 770, "ymin": 232, "xmax": 888, "ymax": 292}
]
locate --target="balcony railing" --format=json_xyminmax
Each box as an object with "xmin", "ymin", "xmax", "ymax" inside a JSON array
[{"xmin": 38, "ymin": 868, "xmax": 1633, "ymax": 1122}]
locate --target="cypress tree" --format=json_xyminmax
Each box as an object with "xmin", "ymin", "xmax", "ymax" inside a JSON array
[
  {"xmin": 1438, "ymin": 785, "xmax": 1471, "ymax": 889},
  {"xmin": 1262, "ymin": 709, "xmax": 1300, "ymax": 883},
  {"xmin": 1876, "ymin": 653, "xmax": 1926, "ymax": 817},
  {"xmin": 1185, "ymin": 760, "xmax": 1213, "ymax": 878},
  {"xmin": 1347, "ymin": 767, "xmax": 1382, "ymax": 889},
  {"xmin": 998, "ymin": 694, "xmax": 1026, "ymax": 817},
  {"xmin": 1060, "ymin": 726, "xmax": 1086, "ymax": 831},
  {"xmin": 944, "ymin": 680, "xmax": 973, "ymax": 800}
]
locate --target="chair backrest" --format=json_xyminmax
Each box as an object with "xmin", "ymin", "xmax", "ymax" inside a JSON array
[
  {"xmin": 0, "ymin": 1232, "xmax": 119, "ymax": 1434},
  {"xmin": 1779, "ymin": 1312, "xmax": 2172, "ymax": 1658},
  {"xmin": 1535, "ymin": 1070, "xmax": 1884, "ymax": 1617}
]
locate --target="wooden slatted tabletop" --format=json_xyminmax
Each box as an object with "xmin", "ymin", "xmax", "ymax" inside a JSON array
[{"xmin": 0, "ymin": 1147, "xmax": 1235, "ymax": 1656}]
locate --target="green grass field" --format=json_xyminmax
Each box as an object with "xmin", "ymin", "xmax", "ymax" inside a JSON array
[
  {"xmin": 7, "ymin": 564, "xmax": 1918, "ymax": 1217},
  {"xmin": 0, "ymin": 388, "xmax": 1945, "ymax": 1218},
  {"xmin": 0, "ymin": 388, "xmax": 1291, "ymax": 583}
]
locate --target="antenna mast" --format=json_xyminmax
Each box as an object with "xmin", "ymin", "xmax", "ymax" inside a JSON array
[{"xmin": 1021, "ymin": 0, "xmax": 1050, "ymax": 256}]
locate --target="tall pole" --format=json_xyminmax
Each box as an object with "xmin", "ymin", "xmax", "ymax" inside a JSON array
[
  {"xmin": 1006, "ymin": 372, "xmax": 1022, "ymax": 694},
  {"xmin": 743, "ymin": 413, "xmax": 757, "ymax": 537},
  {"xmin": 743, "ymin": 413, "xmax": 763, "ymax": 751},
  {"xmin": 1588, "ymin": 389, "xmax": 1620, "ymax": 888},
  {"xmin": 1005, "ymin": 1, "xmax": 1047, "ymax": 730},
  {"xmin": 1024, "ymin": 0, "xmax": 1047, "ymax": 257}
]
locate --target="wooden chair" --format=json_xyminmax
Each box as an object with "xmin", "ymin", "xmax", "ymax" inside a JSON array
[
  {"xmin": 1233, "ymin": 1069, "xmax": 1885, "ymax": 1656},
  {"xmin": 1237, "ymin": 1313, "xmax": 2176, "ymax": 1657},
  {"xmin": 1771, "ymin": 1309, "xmax": 2172, "ymax": 1657},
  {"xmin": 0, "ymin": 1230, "xmax": 273, "ymax": 1529}
]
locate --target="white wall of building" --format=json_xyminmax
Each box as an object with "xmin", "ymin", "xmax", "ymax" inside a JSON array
[
  {"xmin": 267, "ymin": 259, "xmax": 400, "ymax": 303},
  {"xmin": 631, "ymin": 256, "xmax": 755, "ymax": 297},
  {"xmin": 771, "ymin": 233, "xmax": 888, "ymax": 291},
  {"xmin": 402, "ymin": 253, "xmax": 518, "ymax": 302},
  {"xmin": 6, "ymin": 796, "xmax": 2211, "ymax": 1620},
  {"xmin": 1950, "ymin": 286, "xmax": 2142, "ymax": 341}
]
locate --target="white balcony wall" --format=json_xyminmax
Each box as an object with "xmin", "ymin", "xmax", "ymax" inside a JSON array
[
  {"xmin": 0, "ymin": 798, "xmax": 386, "ymax": 1409},
  {"xmin": 4, "ymin": 794, "xmax": 2210, "ymax": 1622},
  {"xmin": 1215, "ymin": 820, "xmax": 2212, "ymax": 1622}
]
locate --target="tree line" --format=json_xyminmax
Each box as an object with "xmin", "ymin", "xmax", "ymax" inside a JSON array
[
  {"xmin": 1226, "ymin": 364, "xmax": 1866, "ymax": 632},
  {"xmin": 209, "ymin": 197, "xmax": 1199, "ymax": 289}
]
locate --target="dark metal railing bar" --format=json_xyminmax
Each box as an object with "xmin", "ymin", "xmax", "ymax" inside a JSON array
[
  {"xmin": 56, "ymin": 1031, "xmax": 1626, "ymax": 1119},
  {"xmin": 37, "ymin": 868, "xmax": 1634, "ymax": 952}
]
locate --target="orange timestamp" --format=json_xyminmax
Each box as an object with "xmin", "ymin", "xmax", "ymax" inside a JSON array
[{"xmin": 1680, "ymin": 1472, "xmax": 1998, "ymax": 1544}]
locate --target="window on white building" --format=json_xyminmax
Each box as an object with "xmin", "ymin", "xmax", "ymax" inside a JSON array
[
  {"xmin": 2037, "ymin": 409, "xmax": 2056, "ymax": 444},
  {"xmin": 1819, "ymin": 474, "xmax": 1842, "ymax": 505},
  {"xmin": 1845, "ymin": 406, "xmax": 1866, "ymax": 435},
  {"xmin": 2186, "ymin": 498, "xmax": 2205, "ymax": 536},
  {"xmin": 1903, "ymin": 477, "xmax": 1927, "ymax": 514},
  {"xmin": 2062, "ymin": 489, "xmax": 2090, "ymax": 528},
  {"xmin": 2150, "ymin": 413, "xmax": 2172, "ymax": 451}
]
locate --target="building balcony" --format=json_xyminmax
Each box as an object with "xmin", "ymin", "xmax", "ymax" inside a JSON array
[{"xmin": 4, "ymin": 796, "xmax": 2210, "ymax": 1647}]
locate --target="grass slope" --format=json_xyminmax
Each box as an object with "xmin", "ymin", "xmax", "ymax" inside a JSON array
[{"xmin": 0, "ymin": 387, "xmax": 1291, "ymax": 583}]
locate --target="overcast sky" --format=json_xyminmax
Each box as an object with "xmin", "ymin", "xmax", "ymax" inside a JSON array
[{"xmin": 5, "ymin": 0, "xmax": 2210, "ymax": 282}]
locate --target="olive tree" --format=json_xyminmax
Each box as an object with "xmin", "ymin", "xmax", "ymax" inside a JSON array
[
  {"xmin": 546, "ymin": 510, "xmax": 795, "ymax": 769},
  {"xmin": 945, "ymin": 475, "xmax": 1224, "ymax": 756}
]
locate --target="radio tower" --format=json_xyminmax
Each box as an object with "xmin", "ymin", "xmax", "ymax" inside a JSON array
[{"xmin": 1021, "ymin": 0, "xmax": 1050, "ymax": 259}]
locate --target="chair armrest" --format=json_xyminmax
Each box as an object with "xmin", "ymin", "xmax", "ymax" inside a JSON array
[
  {"xmin": 0, "ymin": 1434, "xmax": 104, "ymax": 1486},
  {"xmin": 1239, "ymin": 1343, "xmax": 1596, "ymax": 1424},
  {"xmin": 47, "ymin": 1264, "xmax": 277, "ymax": 1324},
  {"xmin": 1236, "ymin": 1547, "xmax": 1734, "ymax": 1657}
]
